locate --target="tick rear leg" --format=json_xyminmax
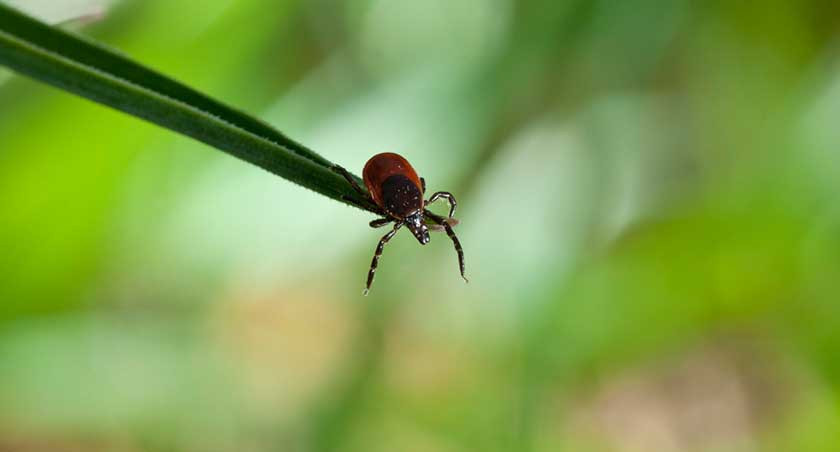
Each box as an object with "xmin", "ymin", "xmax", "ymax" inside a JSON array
[
  {"xmin": 365, "ymin": 222, "xmax": 403, "ymax": 295},
  {"xmin": 421, "ymin": 177, "xmax": 426, "ymax": 194},
  {"xmin": 341, "ymin": 195, "xmax": 384, "ymax": 215},
  {"xmin": 369, "ymin": 218, "xmax": 393, "ymax": 228},
  {"xmin": 331, "ymin": 164, "xmax": 368, "ymax": 197},
  {"xmin": 332, "ymin": 165, "xmax": 383, "ymax": 213},
  {"xmin": 426, "ymin": 212, "xmax": 467, "ymax": 282},
  {"xmin": 426, "ymin": 191, "xmax": 457, "ymax": 218}
]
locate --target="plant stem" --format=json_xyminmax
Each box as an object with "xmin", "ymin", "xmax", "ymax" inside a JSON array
[{"xmin": 0, "ymin": 4, "xmax": 372, "ymax": 211}]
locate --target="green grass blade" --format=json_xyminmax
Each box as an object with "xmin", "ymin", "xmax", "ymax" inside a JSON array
[{"xmin": 0, "ymin": 3, "xmax": 371, "ymax": 209}]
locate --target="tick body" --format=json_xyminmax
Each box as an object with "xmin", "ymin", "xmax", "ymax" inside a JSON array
[{"xmin": 333, "ymin": 153, "xmax": 467, "ymax": 295}]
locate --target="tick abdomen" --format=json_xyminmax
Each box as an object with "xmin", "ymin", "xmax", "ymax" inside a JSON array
[
  {"xmin": 380, "ymin": 174, "xmax": 423, "ymax": 218},
  {"xmin": 363, "ymin": 152, "xmax": 423, "ymax": 209}
]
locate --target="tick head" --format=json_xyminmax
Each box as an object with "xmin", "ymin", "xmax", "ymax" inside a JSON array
[{"xmin": 405, "ymin": 212, "xmax": 430, "ymax": 245}]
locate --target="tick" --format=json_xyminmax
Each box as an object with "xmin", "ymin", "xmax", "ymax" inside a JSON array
[{"xmin": 332, "ymin": 152, "xmax": 467, "ymax": 295}]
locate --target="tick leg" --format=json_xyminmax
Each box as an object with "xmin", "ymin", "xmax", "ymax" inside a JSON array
[
  {"xmin": 421, "ymin": 177, "xmax": 426, "ymax": 194},
  {"xmin": 331, "ymin": 164, "xmax": 368, "ymax": 197},
  {"xmin": 333, "ymin": 165, "xmax": 384, "ymax": 213},
  {"xmin": 369, "ymin": 218, "xmax": 393, "ymax": 228},
  {"xmin": 442, "ymin": 220, "xmax": 468, "ymax": 283},
  {"xmin": 341, "ymin": 195, "xmax": 383, "ymax": 214},
  {"xmin": 424, "ymin": 210, "xmax": 459, "ymax": 231},
  {"xmin": 426, "ymin": 212, "xmax": 467, "ymax": 283},
  {"xmin": 426, "ymin": 191, "xmax": 457, "ymax": 218},
  {"xmin": 365, "ymin": 222, "xmax": 403, "ymax": 295}
]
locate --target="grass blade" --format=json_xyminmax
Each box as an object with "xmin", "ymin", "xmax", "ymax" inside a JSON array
[{"xmin": 0, "ymin": 3, "xmax": 371, "ymax": 209}]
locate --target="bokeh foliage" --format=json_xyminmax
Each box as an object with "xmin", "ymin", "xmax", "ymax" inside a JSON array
[{"xmin": 2, "ymin": 1, "xmax": 840, "ymax": 451}]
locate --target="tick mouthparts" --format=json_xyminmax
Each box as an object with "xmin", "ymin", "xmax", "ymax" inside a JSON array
[{"xmin": 410, "ymin": 227, "xmax": 430, "ymax": 245}]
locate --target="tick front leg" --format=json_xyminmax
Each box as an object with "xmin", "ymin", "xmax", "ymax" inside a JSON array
[
  {"xmin": 426, "ymin": 213, "xmax": 467, "ymax": 283},
  {"xmin": 441, "ymin": 220, "xmax": 468, "ymax": 283},
  {"xmin": 426, "ymin": 191, "xmax": 457, "ymax": 218},
  {"xmin": 365, "ymin": 222, "xmax": 403, "ymax": 295},
  {"xmin": 369, "ymin": 218, "xmax": 393, "ymax": 228}
]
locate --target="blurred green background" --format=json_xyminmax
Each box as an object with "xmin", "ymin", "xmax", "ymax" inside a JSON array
[{"xmin": 3, "ymin": 0, "xmax": 840, "ymax": 451}]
